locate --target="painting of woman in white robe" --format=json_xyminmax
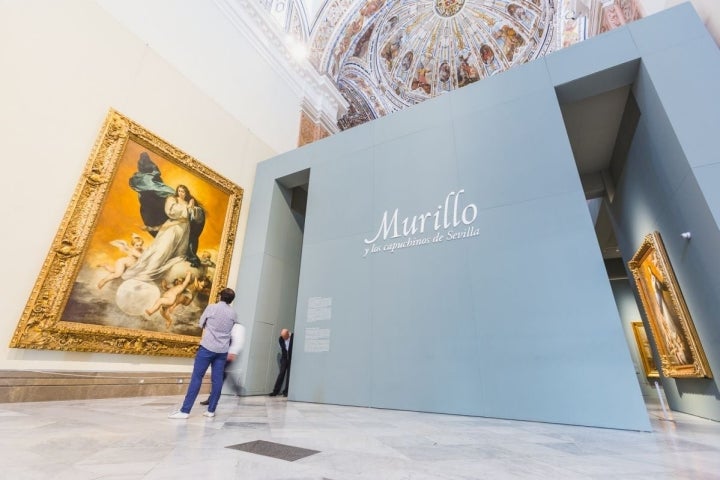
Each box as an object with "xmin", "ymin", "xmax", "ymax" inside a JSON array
[{"xmin": 62, "ymin": 141, "xmax": 229, "ymax": 336}]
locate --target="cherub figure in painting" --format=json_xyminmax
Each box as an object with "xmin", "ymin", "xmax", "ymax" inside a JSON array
[
  {"xmin": 193, "ymin": 274, "xmax": 214, "ymax": 305},
  {"xmin": 199, "ymin": 251, "xmax": 215, "ymax": 267},
  {"xmin": 97, "ymin": 233, "xmax": 145, "ymax": 290},
  {"xmin": 145, "ymin": 271, "xmax": 194, "ymax": 328},
  {"xmin": 197, "ymin": 251, "xmax": 216, "ymax": 276}
]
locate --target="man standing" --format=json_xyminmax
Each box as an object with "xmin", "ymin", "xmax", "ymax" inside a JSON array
[
  {"xmin": 269, "ymin": 328, "xmax": 293, "ymax": 397},
  {"xmin": 169, "ymin": 287, "xmax": 241, "ymax": 419}
]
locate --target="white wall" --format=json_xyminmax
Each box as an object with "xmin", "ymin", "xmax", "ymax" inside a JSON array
[
  {"xmin": 96, "ymin": 0, "xmax": 304, "ymax": 154},
  {"xmin": 0, "ymin": 0, "xmax": 275, "ymax": 372}
]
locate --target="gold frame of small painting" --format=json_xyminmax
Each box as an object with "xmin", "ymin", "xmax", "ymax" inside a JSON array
[
  {"xmin": 628, "ymin": 232, "xmax": 711, "ymax": 378},
  {"xmin": 9, "ymin": 109, "xmax": 243, "ymax": 357},
  {"xmin": 631, "ymin": 321, "xmax": 660, "ymax": 378}
]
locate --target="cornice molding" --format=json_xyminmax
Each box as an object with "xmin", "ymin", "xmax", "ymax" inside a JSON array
[{"xmin": 214, "ymin": 0, "xmax": 347, "ymax": 133}]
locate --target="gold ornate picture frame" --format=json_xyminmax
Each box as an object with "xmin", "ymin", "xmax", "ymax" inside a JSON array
[
  {"xmin": 628, "ymin": 232, "xmax": 711, "ymax": 378},
  {"xmin": 10, "ymin": 110, "xmax": 243, "ymax": 357},
  {"xmin": 631, "ymin": 321, "xmax": 659, "ymax": 379}
]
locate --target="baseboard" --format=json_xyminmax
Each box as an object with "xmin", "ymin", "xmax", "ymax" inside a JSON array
[{"xmin": 0, "ymin": 370, "xmax": 210, "ymax": 403}]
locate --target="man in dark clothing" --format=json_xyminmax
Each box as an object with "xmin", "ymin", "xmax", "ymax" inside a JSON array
[{"xmin": 269, "ymin": 329, "xmax": 293, "ymax": 397}]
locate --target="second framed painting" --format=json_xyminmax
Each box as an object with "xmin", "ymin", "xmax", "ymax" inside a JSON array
[
  {"xmin": 628, "ymin": 232, "xmax": 712, "ymax": 378},
  {"xmin": 631, "ymin": 321, "xmax": 659, "ymax": 379},
  {"xmin": 10, "ymin": 110, "xmax": 243, "ymax": 357}
]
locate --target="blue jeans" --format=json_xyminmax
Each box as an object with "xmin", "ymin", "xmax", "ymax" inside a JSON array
[{"xmin": 180, "ymin": 346, "xmax": 227, "ymax": 414}]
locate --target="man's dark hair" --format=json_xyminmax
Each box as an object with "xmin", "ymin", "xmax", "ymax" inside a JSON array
[{"xmin": 219, "ymin": 288, "xmax": 235, "ymax": 304}]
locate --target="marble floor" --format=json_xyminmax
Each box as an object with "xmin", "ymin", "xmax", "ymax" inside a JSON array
[{"xmin": 1, "ymin": 394, "xmax": 719, "ymax": 480}]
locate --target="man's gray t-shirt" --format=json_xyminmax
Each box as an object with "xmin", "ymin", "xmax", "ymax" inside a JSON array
[{"xmin": 199, "ymin": 301, "xmax": 237, "ymax": 353}]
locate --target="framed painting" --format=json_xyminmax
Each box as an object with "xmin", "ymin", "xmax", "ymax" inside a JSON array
[
  {"xmin": 10, "ymin": 110, "xmax": 243, "ymax": 357},
  {"xmin": 631, "ymin": 321, "xmax": 659, "ymax": 378},
  {"xmin": 628, "ymin": 232, "xmax": 712, "ymax": 378}
]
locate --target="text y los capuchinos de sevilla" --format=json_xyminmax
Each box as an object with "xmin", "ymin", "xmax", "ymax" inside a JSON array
[{"xmin": 363, "ymin": 189, "xmax": 480, "ymax": 258}]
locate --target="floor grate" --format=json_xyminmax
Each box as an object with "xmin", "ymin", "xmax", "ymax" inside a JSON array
[{"xmin": 227, "ymin": 440, "xmax": 320, "ymax": 462}]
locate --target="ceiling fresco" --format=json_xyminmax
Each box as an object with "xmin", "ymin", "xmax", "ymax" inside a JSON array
[
  {"xmin": 258, "ymin": 0, "xmax": 645, "ymax": 130},
  {"xmin": 314, "ymin": 0, "xmax": 558, "ymax": 128}
]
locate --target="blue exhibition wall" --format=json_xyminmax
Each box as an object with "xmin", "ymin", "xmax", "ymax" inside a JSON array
[{"xmin": 236, "ymin": 4, "xmax": 719, "ymax": 430}]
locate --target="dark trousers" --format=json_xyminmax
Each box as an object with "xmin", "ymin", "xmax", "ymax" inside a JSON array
[{"xmin": 272, "ymin": 359, "xmax": 290, "ymax": 395}]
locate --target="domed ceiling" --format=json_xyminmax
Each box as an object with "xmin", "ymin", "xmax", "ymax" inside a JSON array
[
  {"xmin": 260, "ymin": 0, "xmax": 593, "ymax": 130},
  {"xmin": 309, "ymin": 0, "xmax": 555, "ymax": 127}
]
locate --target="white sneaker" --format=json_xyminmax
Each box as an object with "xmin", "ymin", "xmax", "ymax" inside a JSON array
[
  {"xmin": 168, "ymin": 411, "xmax": 189, "ymax": 419},
  {"xmin": 203, "ymin": 411, "xmax": 215, "ymax": 418}
]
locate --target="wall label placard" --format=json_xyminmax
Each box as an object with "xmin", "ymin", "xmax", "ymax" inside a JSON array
[
  {"xmin": 304, "ymin": 327, "xmax": 331, "ymax": 353},
  {"xmin": 307, "ymin": 296, "xmax": 332, "ymax": 323},
  {"xmin": 362, "ymin": 189, "xmax": 479, "ymax": 257}
]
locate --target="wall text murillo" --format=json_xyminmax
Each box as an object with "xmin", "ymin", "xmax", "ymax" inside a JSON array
[{"xmin": 362, "ymin": 189, "xmax": 479, "ymax": 257}]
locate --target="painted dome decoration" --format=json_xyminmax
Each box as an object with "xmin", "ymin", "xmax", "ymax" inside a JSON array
[
  {"xmin": 435, "ymin": 0, "xmax": 466, "ymax": 18},
  {"xmin": 316, "ymin": 0, "xmax": 556, "ymax": 128}
]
